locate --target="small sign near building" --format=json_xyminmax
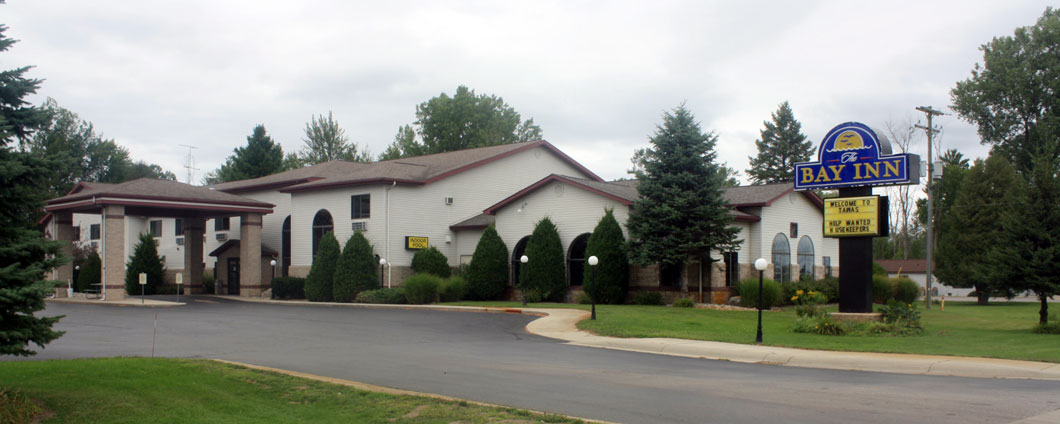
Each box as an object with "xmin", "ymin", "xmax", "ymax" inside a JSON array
[
  {"xmin": 824, "ymin": 195, "xmax": 888, "ymax": 237},
  {"xmin": 405, "ymin": 236, "xmax": 428, "ymax": 250}
]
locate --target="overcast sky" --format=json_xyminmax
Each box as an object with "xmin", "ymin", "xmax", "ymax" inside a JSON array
[{"xmin": 5, "ymin": 1, "xmax": 1053, "ymax": 185}]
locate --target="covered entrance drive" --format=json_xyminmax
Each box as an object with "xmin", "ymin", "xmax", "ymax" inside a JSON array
[{"xmin": 43, "ymin": 178, "xmax": 274, "ymax": 300}]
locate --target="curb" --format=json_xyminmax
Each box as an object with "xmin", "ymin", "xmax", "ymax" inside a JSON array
[{"xmin": 46, "ymin": 297, "xmax": 185, "ymax": 307}]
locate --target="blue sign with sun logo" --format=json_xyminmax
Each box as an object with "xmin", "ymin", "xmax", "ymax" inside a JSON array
[{"xmin": 794, "ymin": 122, "xmax": 921, "ymax": 190}]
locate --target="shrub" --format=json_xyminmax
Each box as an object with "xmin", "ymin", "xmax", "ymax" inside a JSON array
[
  {"xmin": 333, "ymin": 232, "xmax": 377, "ymax": 302},
  {"xmin": 872, "ymin": 261, "xmax": 888, "ymax": 276},
  {"xmin": 893, "ymin": 277, "xmax": 920, "ymax": 304},
  {"xmin": 465, "ymin": 225, "xmax": 509, "ymax": 300},
  {"xmin": 202, "ymin": 270, "xmax": 215, "ymax": 294},
  {"xmin": 575, "ymin": 292, "xmax": 592, "ymax": 304},
  {"xmin": 76, "ymin": 251, "xmax": 101, "ymax": 292},
  {"xmin": 411, "ymin": 246, "xmax": 452, "ymax": 278},
  {"xmin": 877, "ymin": 300, "xmax": 924, "ymax": 334},
  {"xmin": 271, "ymin": 277, "xmax": 306, "ymax": 299},
  {"xmin": 1034, "ymin": 322, "xmax": 1060, "ymax": 334},
  {"xmin": 305, "ymin": 232, "xmax": 339, "ymax": 302},
  {"xmin": 673, "ymin": 298, "xmax": 695, "ymax": 308},
  {"xmin": 871, "ymin": 275, "xmax": 894, "ymax": 304},
  {"xmin": 782, "ymin": 278, "xmax": 839, "ymax": 305},
  {"xmin": 791, "ymin": 289, "xmax": 828, "ymax": 317},
  {"xmin": 125, "ymin": 233, "xmax": 165, "ymax": 295},
  {"xmin": 0, "ymin": 388, "xmax": 41, "ymax": 424},
  {"xmin": 523, "ymin": 217, "xmax": 566, "ymax": 302},
  {"xmin": 631, "ymin": 291, "xmax": 663, "ymax": 306},
  {"xmin": 792, "ymin": 313, "xmax": 846, "ymax": 336},
  {"xmin": 583, "ymin": 208, "xmax": 629, "ymax": 304},
  {"xmin": 438, "ymin": 276, "xmax": 467, "ymax": 302},
  {"xmin": 737, "ymin": 277, "xmax": 783, "ymax": 309},
  {"xmin": 403, "ymin": 273, "xmax": 442, "ymax": 304},
  {"xmin": 355, "ymin": 287, "xmax": 407, "ymax": 304}
]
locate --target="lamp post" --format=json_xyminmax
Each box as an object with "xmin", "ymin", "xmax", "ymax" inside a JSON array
[
  {"xmin": 587, "ymin": 255, "xmax": 599, "ymax": 320},
  {"xmin": 378, "ymin": 258, "xmax": 387, "ymax": 289},
  {"xmin": 269, "ymin": 259, "xmax": 277, "ymax": 299},
  {"xmin": 754, "ymin": 258, "xmax": 768, "ymax": 344},
  {"xmin": 520, "ymin": 255, "xmax": 529, "ymax": 306}
]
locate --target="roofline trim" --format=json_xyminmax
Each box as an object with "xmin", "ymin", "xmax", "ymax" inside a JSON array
[
  {"xmin": 279, "ymin": 178, "xmax": 423, "ymax": 193},
  {"xmin": 218, "ymin": 177, "xmax": 325, "ymax": 194},
  {"xmin": 483, "ymin": 174, "xmax": 632, "ymax": 215},
  {"xmin": 45, "ymin": 196, "xmax": 275, "ymax": 215}
]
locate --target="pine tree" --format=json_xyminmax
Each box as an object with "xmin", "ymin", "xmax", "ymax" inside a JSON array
[
  {"xmin": 627, "ymin": 105, "xmax": 740, "ymax": 295},
  {"xmin": 332, "ymin": 232, "xmax": 377, "ymax": 302},
  {"xmin": 523, "ymin": 217, "xmax": 566, "ymax": 302},
  {"xmin": 305, "ymin": 231, "xmax": 339, "ymax": 302},
  {"xmin": 124, "ymin": 233, "xmax": 166, "ymax": 295},
  {"xmin": 465, "ymin": 225, "xmax": 509, "ymax": 300},
  {"xmin": 215, "ymin": 125, "xmax": 285, "ymax": 183},
  {"xmin": 745, "ymin": 101, "xmax": 812, "ymax": 184},
  {"xmin": 76, "ymin": 251, "xmax": 101, "ymax": 292},
  {"xmin": 934, "ymin": 155, "xmax": 1018, "ymax": 304},
  {"xmin": 583, "ymin": 208, "xmax": 629, "ymax": 304},
  {"xmin": 0, "ymin": 25, "xmax": 48, "ymax": 147}
]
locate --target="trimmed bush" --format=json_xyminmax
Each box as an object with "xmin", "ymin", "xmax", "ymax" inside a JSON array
[
  {"xmin": 872, "ymin": 275, "xmax": 893, "ymax": 304},
  {"xmin": 523, "ymin": 217, "xmax": 567, "ymax": 302},
  {"xmin": 125, "ymin": 233, "xmax": 165, "ymax": 295},
  {"xmin": 76, "ymin": 251, "xmax": 101, "ymax": 292},
  {"xmin": 575, "ymin": 292, "xmax": 592, "ymax": 304},
  {"xmin": 271, "ymin": 277, "xmax": 306, "ymax": 299},
  {"xmin": 893, "ymin": 277, "xmax": 920, "ymax": 304},
  {"xmin": 333, "ymin": 232, "xmax": 377, "ymax": 302},
  {"xmin": 404, "ymin": 273, "xmax": 442, "ymax": 304},
  {"xmin": 583, "ymin": 208, "xmax": 630, "ymax": 304},
  {"xmin": 355, "ymin": 287, "xmax": 407, "ymax": 304},
  {"xmin": 737, "ymin": 277, "xmax": 783, "ymax": 309},
  {"xmin": 673, "ymin": 298, "xmax": 695, "ymax": 308},
  {"xmin": 631, "ymin": 291, "xmax": 663, "ymax": 305},
  {"xmin": 465, "ymin": 225, "xmax": 509, "ymax": 300},
  {"xmin": 305, "ymin": 232, "xmax": 339, "ymax": 302},
  {"xmin": 438, "ymin": 276, "xmax": 467, "ymax": 302},
  {"xmin": 202, "ymin": 270, "xmax": 215, "ymax": 294},
  {"xmin": 411, "ymin": 246, "xmax": 452, "ymax": 278}
]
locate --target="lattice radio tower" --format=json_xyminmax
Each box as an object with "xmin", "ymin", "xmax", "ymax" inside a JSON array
[{"xmin": 179, "ymin": 144, "xmax": 199, "ymax": 185}]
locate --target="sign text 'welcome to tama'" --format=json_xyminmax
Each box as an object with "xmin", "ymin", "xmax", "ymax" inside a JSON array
[
  {"xmin": 824, "ymin": 195, "xmax": 887, "ymax": 237},
  {"xmin": 794, "ymin": 122, "xmax": 920, "ymax": 190}
]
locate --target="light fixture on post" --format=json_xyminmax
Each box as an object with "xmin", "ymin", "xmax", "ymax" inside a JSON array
[
  {"xmin": 520, "ymin": 255, "xmax": 529, "ymax": 306},
  {"xmin": 754, "ymin": 258, "xmax": 769, "ymax": 345},
  {"xmin": 587, "ymin": 255, "xmax": 599, "ymax": 320},
  {"xmin": 378, "ymin": 258, "xmax": 387, "ymax": 289}
]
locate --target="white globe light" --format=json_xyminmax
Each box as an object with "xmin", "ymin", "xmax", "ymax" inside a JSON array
[
  {"xmin": 379, "ymin": 258, "xmax": 387, "ymax": 265},
  {"xmin": 270, "ymin": 259, "xmax": 277, "ymax": 266},
  {"xmin": 520, "ymin": 255, "xmax": 529, "ymax": 264},
  {"xmin": 587, "ymin": 256, "xmax": 599, "ymax": 266},
  {"xmin": 754, "ymin": 258, "xmax": 768, "ymax": 271}
]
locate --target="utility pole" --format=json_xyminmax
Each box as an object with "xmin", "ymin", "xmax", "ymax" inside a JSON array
[
  {"xmin": 915, "ymin": 106, "xmax": 943, "ymax": 310},
  {"xmin": 179, "ymin": 144, "xmax": 198, "ymax": 185}
]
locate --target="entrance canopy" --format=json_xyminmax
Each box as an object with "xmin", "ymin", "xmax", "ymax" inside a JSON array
[{"xmin": 45, "ymin": 178, "xmax": 274, "ymax": 218}]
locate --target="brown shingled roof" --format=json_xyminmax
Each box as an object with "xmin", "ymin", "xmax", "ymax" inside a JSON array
[
  {"xmin": 45, "ymin": 178, "xmax": 274, "ymax": 215},
  {"xmin": 450, "ymin": 214, "xmax": 496, "ymax": 230},
  {"xmin": 213, "ymin": 160, "xmax": 369, "ymax": 193}
]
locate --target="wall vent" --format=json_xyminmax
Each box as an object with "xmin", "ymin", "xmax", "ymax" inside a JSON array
[
  {"xmin": 444, "ymin": 197, "xmax": 454, "ymax": 205},
  {"xmin": 216, "ymin": 233, "xmax": 227, "ymax": 241},
  {"xmin": 176, "ymin": 237, "xmax": 185, "ymax": 246}
]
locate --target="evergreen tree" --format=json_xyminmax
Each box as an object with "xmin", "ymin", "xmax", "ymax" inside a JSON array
[
  {"xmin": 522, "ymin": 217, "xmax": 566, "ymax": 302},
  {"xmin": 745, "ymin": 101, "xmax": 812, "ymax": 184},
  {"xmin": 76, "ymin": 251, "xmax": 101, "ymax": 292},
  {"xmin": 124, "ymin": 233, "xmax": 166, "ymax": 295},
  {"xmin": 583, "ymin": 208, "xmax": 629, "ymax": 304},
  {"xmin": 383, "ymin": 86, "xmax": 542, "ymax": 159},
  {"xmin": 0, "ymin": 24, "xmax": 48, "ymax": 147},
  {"xmin": 299, "ymin": 111, "xmax": 371, "ymax": 165},
  {"xmin": 992, "ymin": 156, "xmax": 1060, "ymax": 323},
  {"xmin": 411, "ymin": 246, "xmax": 451, "ymax": 278},
  {"xmin": 627, "ymin": 105, "xmax": 740, "ymax": 295},
  {"xmin": 332, "ymin": 232, "xmax": 376, "ymax": 302},
  {"xmin": 934, "ymin": 155, "xmax": 1018, "ymax": 304},
  {"xmin": 465, "ymin": 225, "xmax": 509, "ymax": 300},
  {"xmin": 214, "ymin": 125, "xmax": 285, "ymax": 183},
  {"xmin": 305, "ymin": 231, "xmax": 339, "ymax": 302}
]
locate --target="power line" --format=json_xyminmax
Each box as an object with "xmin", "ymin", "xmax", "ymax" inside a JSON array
[{"xmin": 915, "ymin": 106, "xmax": 945, "ymax": 310}]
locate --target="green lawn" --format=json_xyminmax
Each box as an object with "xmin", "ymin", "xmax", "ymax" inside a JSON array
[
  {"xmin": 444, "ymin": 300, "xmax": 1060, "ymax": 363},
  {"xmin": 0, "ymin": 358, "xmax": 583, "ymax": 424}
]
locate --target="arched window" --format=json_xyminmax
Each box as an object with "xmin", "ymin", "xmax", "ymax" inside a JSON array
[
  {"xmin": 510, "ymin": 236, "xmax": 530, "ymax": 286},
  {"xmin": 281, "ymin": 216, "xmax": 291, "ymax": 277},
  {"xmin": 312, "ymin": 210, "xmax": 333, "ymax": 259},
  {"xmin": 797, "ymin": 236, "xmax": 814, "ymax": 280},
  {"xmin": 567, "ymin": 233, "xmax": 591, "ymax": 286},
  {"xmin": 771, "ymin": 233, "xmax": 791, "ymax": 282}
]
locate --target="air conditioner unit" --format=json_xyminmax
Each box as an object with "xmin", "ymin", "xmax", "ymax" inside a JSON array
[
  {"xmin": 352, "ymin": 222, "xmax": 367, "ymax": 231},
  {"xmin": 176, "ymin": 237, "xmax": 185, "ymax": 246},
  {"xmin": 444, "ymin": 197, "xmax": 454, "ymax": 205},
  {"xmin": 216, "ymin": 233, "xmax": 227, "ymax": 241}
]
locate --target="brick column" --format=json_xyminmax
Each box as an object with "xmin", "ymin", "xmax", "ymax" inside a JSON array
[
  {"xmin": 239, "ymin": 213, "xmax": 263, "ymax": 297},
  {"xmin": 103, "ymin": 205, "xmax": 127, "ymax": 300},
  {"xmin": 53, "ymin": 211, "xmax": 75, "ymax": 297},
  {"xmin": 183, "ymin": 217, "xmax": 205, "ymax": 294}
]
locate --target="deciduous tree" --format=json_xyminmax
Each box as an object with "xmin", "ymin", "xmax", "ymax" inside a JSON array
[{"xmin": 299, "ymin": 111, "xmax": 371, "ymax": 164}]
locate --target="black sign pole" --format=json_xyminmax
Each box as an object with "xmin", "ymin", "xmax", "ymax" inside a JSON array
[{"xmin": 838, "ymin": 186, "xmax": 874, "ymax": 313}]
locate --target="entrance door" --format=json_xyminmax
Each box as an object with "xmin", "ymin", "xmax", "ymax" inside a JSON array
[{"xmin": 227, "ymin": 258, "xmax": 240, "ymax": 295}]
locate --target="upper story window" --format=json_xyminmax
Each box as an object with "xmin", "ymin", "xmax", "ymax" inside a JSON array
[
  {"xmin": 90, "ymin": 224, "xmax": 101, "ymax": 240},
  {"xmin": 214, "ymin": 217, "xmax": 230, "ymax": 232},
  {"xmin": 73, "ymin": 226, "xmax": 81, "ymax": 241},
  {"xmin": 351, "ymin": 194, "xmax": 370, "ymax": 219},
  {"xmin": 149, "ymin": 220, "xmax": 163, "ymax": 237},
  {"xmin": 174, "ymin": 219, "xmax": 184, "ymax": 236}
]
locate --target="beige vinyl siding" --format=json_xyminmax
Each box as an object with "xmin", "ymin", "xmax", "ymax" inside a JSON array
[
  {"xmin": 454, "ymin": 229, "xmax": 484, "ymax": 263},
  {"xmin": 756, "ymin": 190, "xmax": 838, "ymax": 271},
  {"xmin": 290, "ymin": 185, "xmax": 387, "ymax": 268},
  {"xmin": 234, "ymin": 189, "xmax": 291, "ymax": 260}
]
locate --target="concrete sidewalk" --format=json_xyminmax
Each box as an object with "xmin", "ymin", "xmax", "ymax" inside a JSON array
[{"xmin": 47, "ymin": 296, "xmax": 185, "ymax": 307}]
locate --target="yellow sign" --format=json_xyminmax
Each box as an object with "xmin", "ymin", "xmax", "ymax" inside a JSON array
[
  {"xmin": 405, "ymin": 236, "xmax": 428, "ymax": 250},
  {"xmin": 824, "ymin": 196, "xmax": 880, "ymax": 237}
]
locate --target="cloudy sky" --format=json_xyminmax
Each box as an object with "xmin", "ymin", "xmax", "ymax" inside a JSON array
[{"xmin": 4, "ymin": 1, "xmax": 1052, "ymax": 184}]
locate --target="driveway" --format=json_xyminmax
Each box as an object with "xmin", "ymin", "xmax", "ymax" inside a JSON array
[{"xmin": 15, "ymin": 297, "xmax": 1060, "ymax": 424}]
